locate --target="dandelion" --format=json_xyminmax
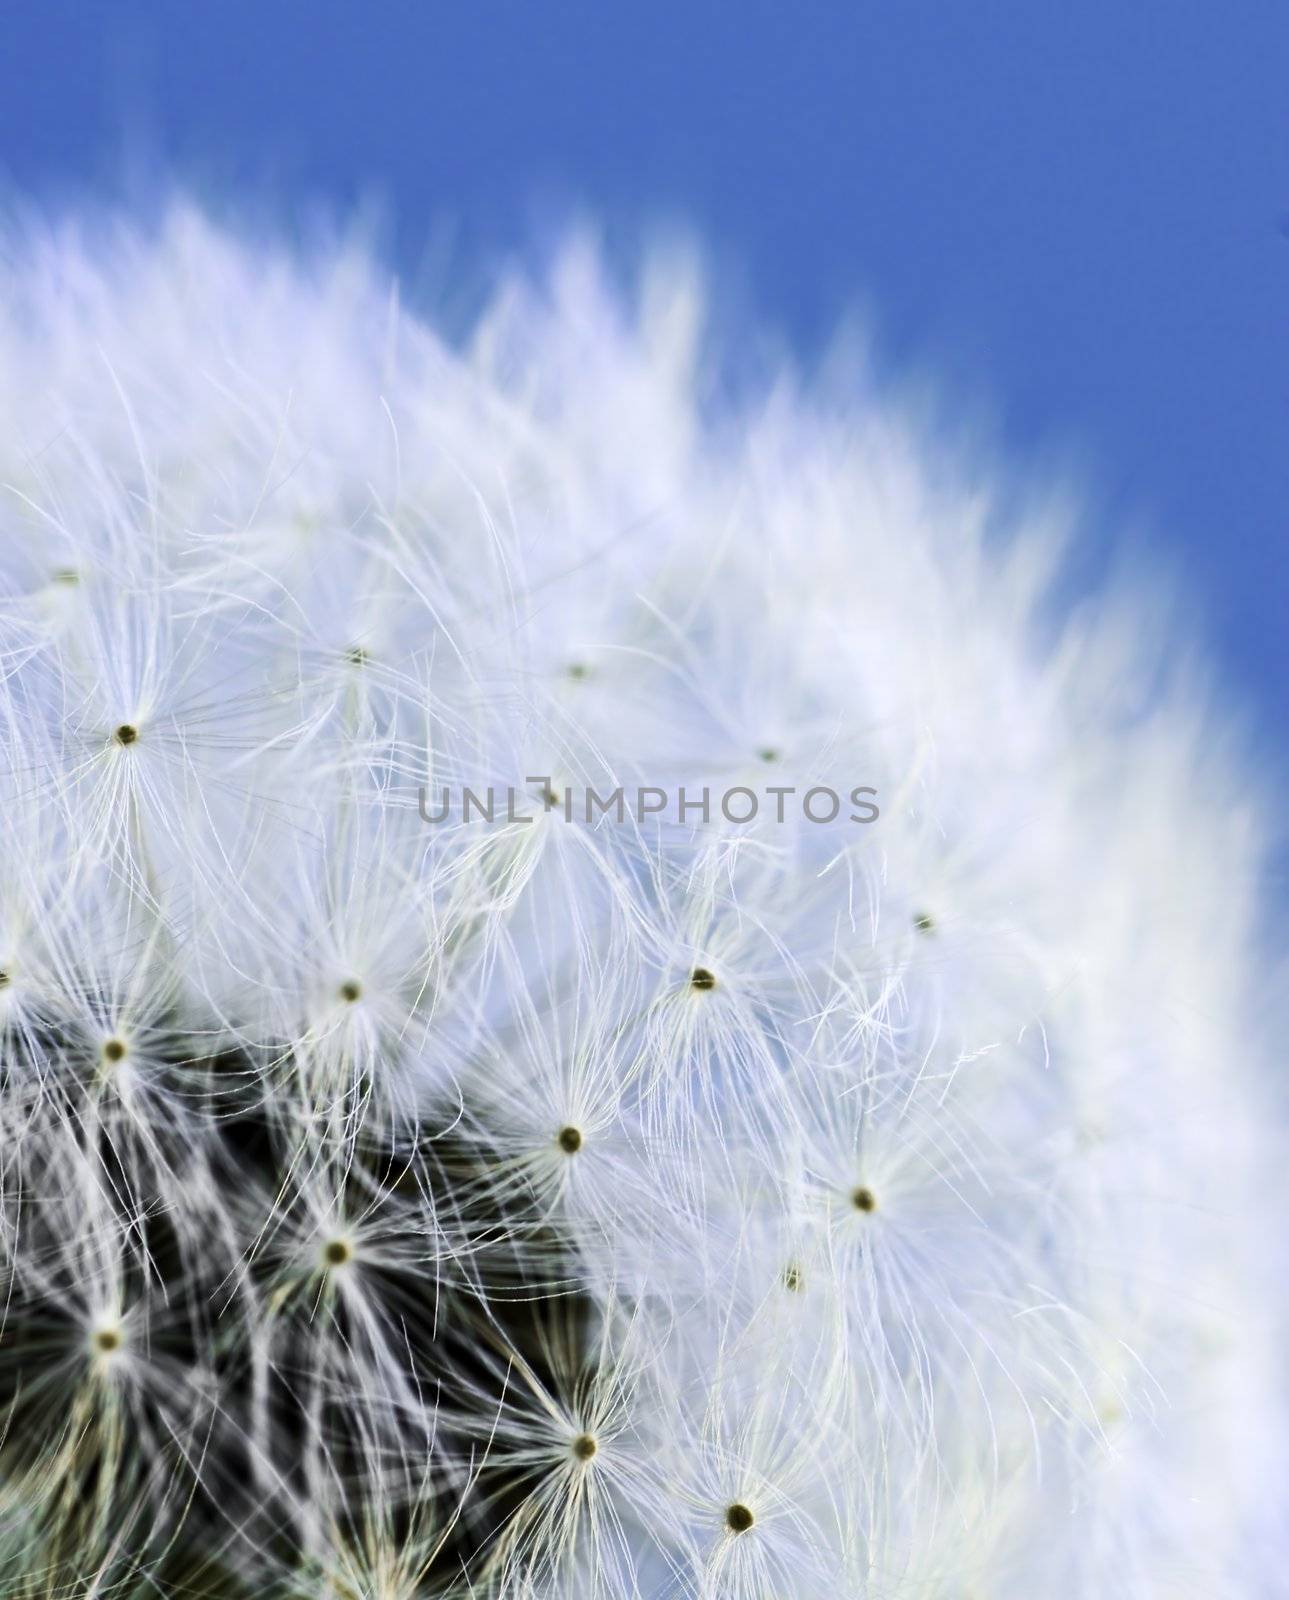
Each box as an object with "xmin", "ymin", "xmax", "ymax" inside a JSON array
[{"xmin": 0, "ymin": 203, "xmax": 1281, "ymax": 1597}]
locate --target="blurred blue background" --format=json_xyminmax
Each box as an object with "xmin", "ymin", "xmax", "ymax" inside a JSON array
[{"xmin": 3, "ymin": 2, "xmax": 1287, "ymax": 756}]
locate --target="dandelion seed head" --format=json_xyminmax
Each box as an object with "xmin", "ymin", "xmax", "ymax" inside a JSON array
[{"xmin": 0, "ymin": 205, "xmax": 1279, "ymax": 1600}]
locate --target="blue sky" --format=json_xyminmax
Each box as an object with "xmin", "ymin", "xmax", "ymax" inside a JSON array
[{"xmin": 4, "ymin": 2, "xmax": 1287, "ymax": 753}]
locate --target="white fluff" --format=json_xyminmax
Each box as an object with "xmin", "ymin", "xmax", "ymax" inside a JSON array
[{"xmin": 0, "ymin": 205, "xmax": 1281, "ymax": 1598}]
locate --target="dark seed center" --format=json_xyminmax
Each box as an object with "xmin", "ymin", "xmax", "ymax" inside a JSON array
[
  {"xmin": 114, "ymin": 724, "xmax": 139, "ymax": 747},
  {"xmin": 338, "ymin": 980, "xmax": 362, "ymax": 1004},
  {"xmin": 852, "ymin": 1186, "xmax": 877, "ymax": 1213},
  {"xmin": 557, "ymin": 1126, "xmax": 583, "ymax": 1155},
  {"xmin": 102, "ymin": 1038, "xmax": 127, "ymax": 1064},
  {"xmin": 323, "ymin": 1239, "xmax": 352, "ymax": 1267},
  {"xmin": 690, "ymin": 967, "xmax": 717, "ymax": 991},
  {"xmin": 726, "ymin": 1503, "xmax": 754, "ymax": 1533},
  {"xmin": 571, "ymin": 1433, "xmax": 598, "ymax": 1460}
]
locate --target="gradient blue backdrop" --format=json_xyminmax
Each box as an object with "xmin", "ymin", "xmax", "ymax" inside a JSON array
[{"xmin": 4, "ymin": 2, "xmax": 1286, "ymax": 751}]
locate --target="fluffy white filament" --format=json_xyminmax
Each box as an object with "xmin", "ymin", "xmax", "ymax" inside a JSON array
[{"xmin": 0, "ymin": 205, "xmax": 1281, "ymax": 1598}]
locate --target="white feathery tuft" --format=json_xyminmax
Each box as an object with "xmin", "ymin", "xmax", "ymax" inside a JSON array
[{"xmin": 0, "ymin": 204, "xmax": 1282, "ymax": 1598}]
